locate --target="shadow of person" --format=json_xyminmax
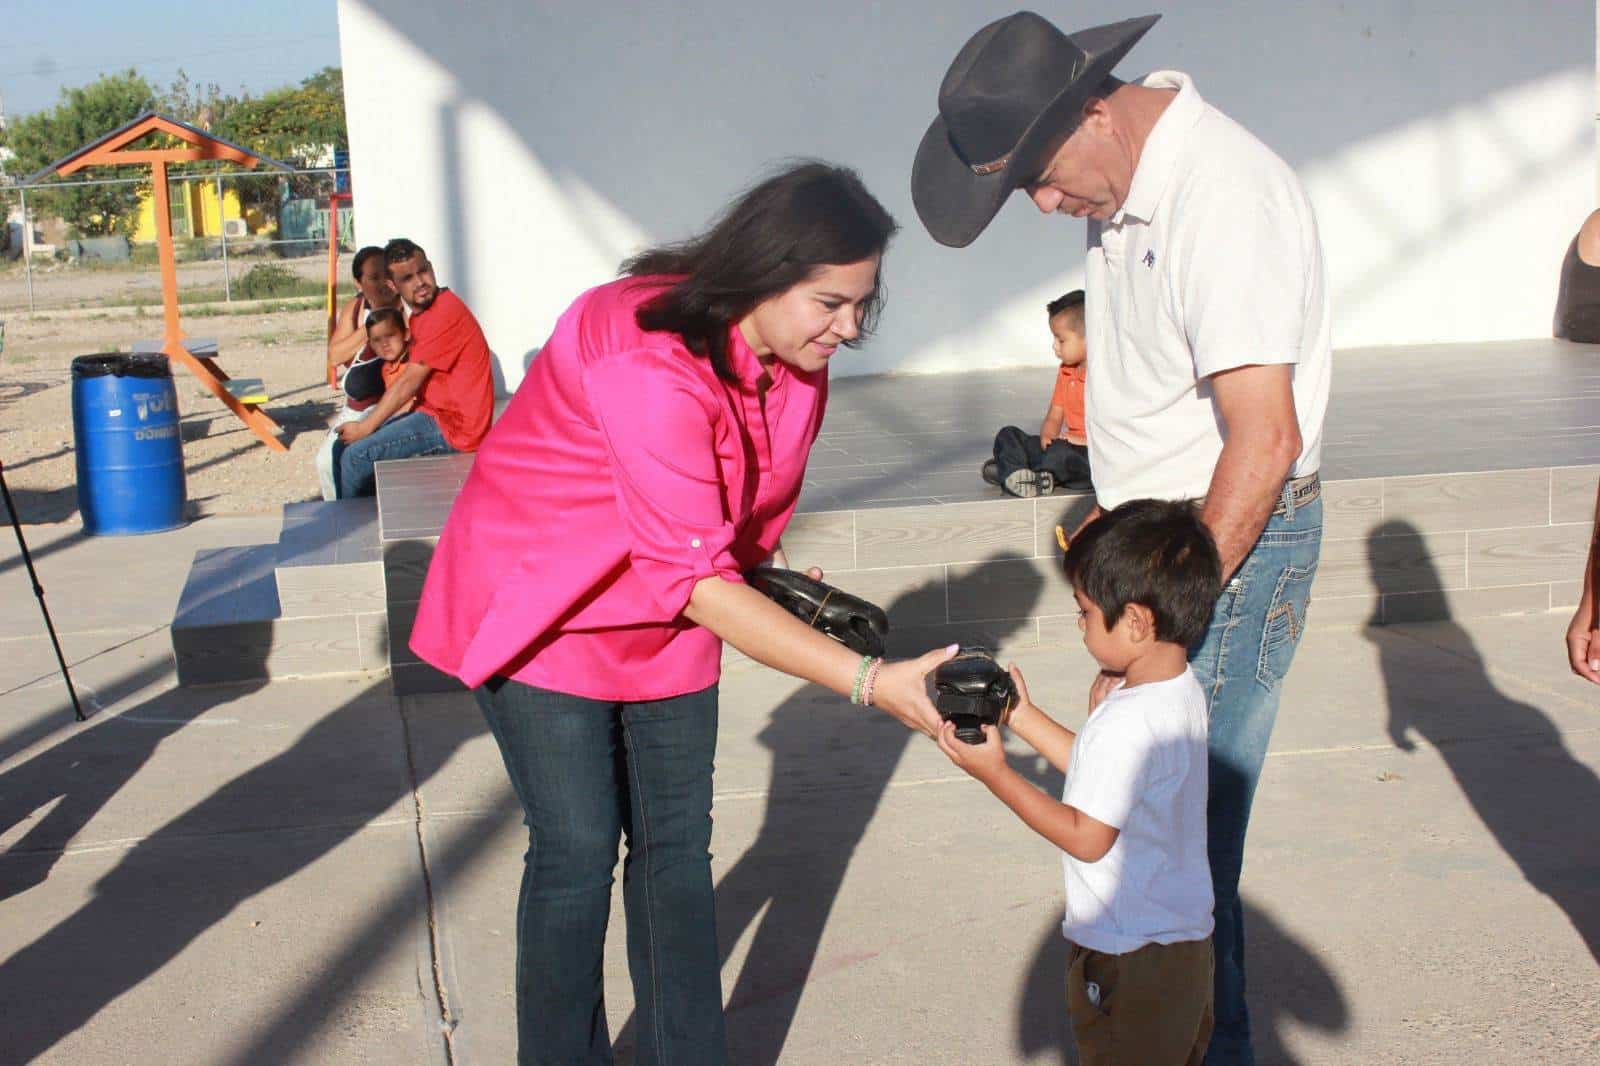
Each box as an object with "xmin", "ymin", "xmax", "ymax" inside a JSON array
[
  {"xmin": 612, "ymin": 551, "xmax": 1046, "ymax": 1065},
  {"xmin": 0, "ymin": 654, "xmax": 239, "ymax": 903},
  {"xmin": 1366, "ymin": 519, "xmax": 1600, "ymax": 964},
  {"xmin": 0, "ymin": 535, "xmax": 480, "ymax": 1061},
  {"xmin": 0, "ymin": 671, "xmax": 482, "ymax": 1064},
  {"xmin": 1016, "ymin": 899, "xmax": 1347, "ymax": 1065}
]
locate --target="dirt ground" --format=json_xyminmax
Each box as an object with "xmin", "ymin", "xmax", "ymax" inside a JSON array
[
  {"xmin": 0, "ymin": 253, "xmax": 339, "ymax": 313},
  {"xmin": 1, "ymin": 305, "xmax": 341, "ymax": 524}
]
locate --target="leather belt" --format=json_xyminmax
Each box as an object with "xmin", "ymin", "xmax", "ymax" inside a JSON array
[{"xmin": 1272, "ymin": 472, "xmax": 1321, "ymax": 516}]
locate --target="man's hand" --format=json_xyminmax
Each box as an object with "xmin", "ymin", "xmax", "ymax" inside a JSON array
[
  {"xmin": 1202, "ymin": 364, "xmax": 1302, "ymax": 580},
  {"xmin": 1567, "ymin": 603, "xmax": 1600, "ymax": 685},
  {"xmin": 935, "ymin": 721, "xmax": 1010, "ymax": 784},
  {"xmin": 1088, "ymin": 670, "xmax": 1122, "ymax": 714},
  {"xmin": 1069, "ymin": 505, "xmax": 1103, "ymax": 543},
  {"xmin": 337, "ymin": 419, "xmax": 373, "ymax": 444}
]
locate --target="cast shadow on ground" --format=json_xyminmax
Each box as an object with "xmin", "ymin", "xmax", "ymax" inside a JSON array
[
  {"xmin": 1016, "ymin": 898, "xmax": 1348, "ymax": 1065},
  {"xmin": 1366, "ymin": 519, "xmax": 1600, "ymax": 964},
  {"xmin": 0, "ymin": 665, "xmax": 475, "ymax": 1063},
  {"xmin": 0, "ymin": 525, "xmax": 466, "ymax": 1062},
  {"xmin": 0, "ymin": 646, "xmax": 182, "ymax": 888},
  {"xmin": 611, "ymin": 551, "xmax": 1047, "ymax": 1064}
]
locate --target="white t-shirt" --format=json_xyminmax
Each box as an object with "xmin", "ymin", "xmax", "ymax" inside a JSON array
[
  {"xmin": 1084, "ymin": 71, "xmax": 1332, "ymax": 509},
  {"xmin": 1061, "ymin": 667, "xmax": 1213, "ymax": 954}
]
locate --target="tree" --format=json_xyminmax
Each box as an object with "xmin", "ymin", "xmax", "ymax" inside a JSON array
[
  {"xmin": 216, "ymin": 67, "xmax": 346, "ymax": 163},
  {"xmin": 2, "ymin": 70, "xmax": 158, "ymax": 236},
  {"xmin": 213, "ymin": 67, "xmax": 347, "ymax": 221},
  {"xmin": 159, "ymin": 69, "xmax": 242, "ymax": 133}
]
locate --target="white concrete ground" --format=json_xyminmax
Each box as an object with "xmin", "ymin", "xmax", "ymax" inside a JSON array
[{"xmin": 1, "ymin": 517, "xmax": 1596, "ymax": 1064}]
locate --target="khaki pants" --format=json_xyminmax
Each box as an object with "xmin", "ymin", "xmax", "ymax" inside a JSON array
[{"xmin": 1067, "ymin": 937, "xmax": 1214, "ymax": 1066}]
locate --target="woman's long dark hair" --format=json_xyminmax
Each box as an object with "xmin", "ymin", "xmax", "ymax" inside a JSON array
[{"xmin": 621, "ymin": 161, "xmax": 898, "ymax": 382}]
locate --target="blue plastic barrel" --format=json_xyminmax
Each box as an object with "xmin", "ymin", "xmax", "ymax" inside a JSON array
[{"xmin": 71, "ymin": 353, "xmax": 187, "ymax": 535}]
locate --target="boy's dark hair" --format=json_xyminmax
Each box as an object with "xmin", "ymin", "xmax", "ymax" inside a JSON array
[
  {"xmin": 622, "ymin": 161, "xmax": 897, "ymax": 384},
  {"xmin": 383, "ymin": 237, "xmax": 426, "ymax": 265},
  {"xmin": 1063, "ymin": 499, "xmax": 1222, "ymax": 648},
  {"xmin": 1046, "ymin": 289, "xmax": 1085, "ymax": 319},
  {"xmin": 365, "ymin": 307, "xmax": 406, "ymax": 334},
  {"xmin": 352, "ymin": 245, "xmax": 386, "ymax": 281}
]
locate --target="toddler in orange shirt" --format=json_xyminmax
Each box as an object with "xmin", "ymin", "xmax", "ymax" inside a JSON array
[{"xmin": 984, "ymin": 290, "xmax": 1092, "ymax": 497}]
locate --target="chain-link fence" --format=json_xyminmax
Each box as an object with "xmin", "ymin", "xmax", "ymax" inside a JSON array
[{"xmin": 0, "ymin": 167, "xmax": 360, "ymax": 315}]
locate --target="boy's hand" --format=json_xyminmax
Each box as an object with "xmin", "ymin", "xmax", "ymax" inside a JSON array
[
  {"xmin": 1040, "ymin": 407, "xmax": 1066, "ymax": 448},
  {"xmin": 1006, "ymin": 663, "xmax": 1043, "ymax": 727},
  {"xmin": 1088, "ymin": 670, "xmax": 1123, "ymax": 714},
  {"xmin": 935, "ymin": 720, "xmax": 1010, "ymax": 783}
]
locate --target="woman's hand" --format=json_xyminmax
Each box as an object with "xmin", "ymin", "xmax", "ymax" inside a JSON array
[
  {"xmin": 869, "ymin": 644, "xmax": 959, "ymax": 737},
  {"xmin": 761, "ymin": 542, "xmax": 820, "ymax": 582}
]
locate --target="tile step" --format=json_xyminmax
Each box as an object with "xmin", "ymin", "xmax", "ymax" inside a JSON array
[{"xmin": 172, "ymin": 543, "xmax": 391, "ymax": 686}]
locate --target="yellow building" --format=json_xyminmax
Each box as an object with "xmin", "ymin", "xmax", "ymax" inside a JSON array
[{"xmin": 133, "ymin": 179, "xmax": 268, "ymax": 241}]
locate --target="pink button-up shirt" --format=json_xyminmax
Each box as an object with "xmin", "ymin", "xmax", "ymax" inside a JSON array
[{"xmin": 408, "ymin": 275, "xmax": 828, "ymax": 700}]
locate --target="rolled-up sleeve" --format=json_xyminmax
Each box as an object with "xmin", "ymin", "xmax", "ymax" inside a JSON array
[{"xmin": 583, "ymin": 348, "xmax": 745, "ymax": 617}]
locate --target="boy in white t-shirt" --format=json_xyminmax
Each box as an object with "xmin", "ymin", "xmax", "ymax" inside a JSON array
[{"xmin": 937, "ymin": 499, "xmax": 1222, "ymax": 1065}]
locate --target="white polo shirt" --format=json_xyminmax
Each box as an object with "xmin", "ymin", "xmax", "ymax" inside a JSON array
[{"xmin": 1084, "ymin": 71, "xmax": 1332, "ymax": 509}]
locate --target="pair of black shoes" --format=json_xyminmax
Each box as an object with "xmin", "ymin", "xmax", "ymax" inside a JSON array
[{"xmin": 981, "ymin": 459, "xmax": 1054, "ymax": 499}]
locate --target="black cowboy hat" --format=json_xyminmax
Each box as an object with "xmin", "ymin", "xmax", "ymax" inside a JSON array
[{"xmin": 912, "ymin": 11, "xmax": 1160, "ymax": 248}]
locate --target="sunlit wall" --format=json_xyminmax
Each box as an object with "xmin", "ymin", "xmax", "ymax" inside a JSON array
[{"xmin": 337, "ymin": 1, "xmax": 1593, "ymax": 392}]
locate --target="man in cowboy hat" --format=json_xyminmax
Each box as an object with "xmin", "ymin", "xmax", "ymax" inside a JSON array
[{"xmin": 913, "ymin": 13, "xmax": 1332, "ymax": 1065}]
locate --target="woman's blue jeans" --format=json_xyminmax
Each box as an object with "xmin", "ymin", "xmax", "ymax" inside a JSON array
[
  {"xmin": 1188, "ymin": 493, "xmax": 1322, "ymax": 1066},
  {"xmin": 474, "ymin": 678, "xmax": 727, "ymax": 1066}
]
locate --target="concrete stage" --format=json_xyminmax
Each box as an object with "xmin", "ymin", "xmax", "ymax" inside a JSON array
[{"xmin": 373, "ymin": 338, "xmax": 1599, "ymax": 693}]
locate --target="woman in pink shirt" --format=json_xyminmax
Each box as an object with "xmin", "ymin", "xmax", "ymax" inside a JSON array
[{"xmin": 410, "ymin": 163, "xmax": 954, "ymax": 1064}]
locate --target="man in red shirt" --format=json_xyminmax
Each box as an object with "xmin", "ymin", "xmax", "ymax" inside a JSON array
[{"xmin": 332, "ymin": 238, "xmax": 495, "ymax": 497}]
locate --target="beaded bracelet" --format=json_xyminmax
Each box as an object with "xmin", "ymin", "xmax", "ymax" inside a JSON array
[
  {"xmin": 849, "ymin": 654, "xmax": 877, "ymax": 705},
  {"xmin": 861, "ymin": 657, "xmax": 884, "ymax": 707}
]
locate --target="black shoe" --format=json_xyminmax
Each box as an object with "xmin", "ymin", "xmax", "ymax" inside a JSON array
[{"xmin": 981, "ymin": 459, "xmax": 1001, "ymax": 486}]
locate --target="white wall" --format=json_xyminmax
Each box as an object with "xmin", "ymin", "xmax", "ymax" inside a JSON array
[{"xmin": 337, "ymin": 1, "xmax": 1593, "ymax": 392}]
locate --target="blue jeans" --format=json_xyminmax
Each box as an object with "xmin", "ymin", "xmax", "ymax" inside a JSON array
[
  {"xmin": 992, "ymin": 425, "xmax": 1094, "ymax": 489},
  {"xmin": 1189, "ymin": 491, "xmax": 1322, "ymax": 1066},
  {"xmin": 331, "ymin": 410, "xmax": 454, "ymax": 498},
  {"xmin": 474, "ymin": 678, "xmax": 727, "ymax": 1066}
]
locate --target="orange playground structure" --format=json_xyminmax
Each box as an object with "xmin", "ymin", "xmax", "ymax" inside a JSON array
[{"xmin": 25, "ymin": 113, "xmax": 294, "ymax": 452}]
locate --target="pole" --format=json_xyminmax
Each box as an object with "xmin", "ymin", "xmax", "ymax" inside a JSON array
[
  {"xmin": 0, "ymin": 458, "xmax": 85, "ymax": 721},
  {"xmin": 19, "ymin": 186, "xmax": 34, "ymax": 314},
  {"xmin": 150, "ymin": 160, "xmax": 183, "ymax": 349},
  {"xmin": 216, "ymin": 173, "xmax": 231, "ymax": 303}
]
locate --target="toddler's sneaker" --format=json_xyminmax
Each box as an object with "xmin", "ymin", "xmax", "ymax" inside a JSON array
[{"xmin": 1002, "ymin": 468, "xmax": 1053, "ymax": 498}]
